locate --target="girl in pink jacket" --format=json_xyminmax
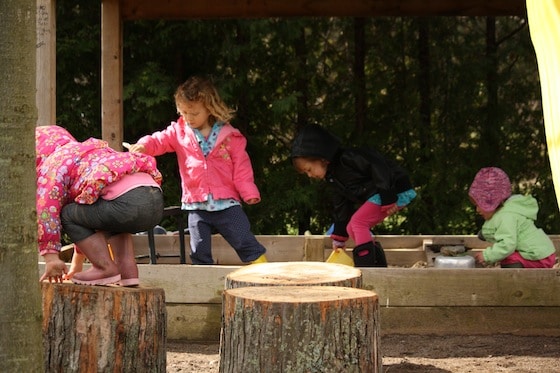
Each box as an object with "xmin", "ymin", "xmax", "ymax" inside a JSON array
[{"xmin": 129, "ymin": 76, "xmax": 267, "ymax": 264}]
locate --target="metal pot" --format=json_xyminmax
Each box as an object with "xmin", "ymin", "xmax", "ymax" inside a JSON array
[{"xmin": 434, "ymin": 255, "xmax": 475, "ymax": 268}]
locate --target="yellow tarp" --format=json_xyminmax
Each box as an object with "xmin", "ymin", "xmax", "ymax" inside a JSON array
[{"xmin": 527, "ymin": 0, "xmax": 560, "ymax": 209}]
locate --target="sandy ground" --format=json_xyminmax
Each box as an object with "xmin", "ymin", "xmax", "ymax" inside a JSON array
[{"xmin": 166, "ymin": 334, "xmax": 560, "ymax": 372}]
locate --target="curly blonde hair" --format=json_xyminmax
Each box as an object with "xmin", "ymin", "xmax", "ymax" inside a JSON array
[{"xmin": 174, "ymin": 76, "xmax": 235, "ymax": 123}]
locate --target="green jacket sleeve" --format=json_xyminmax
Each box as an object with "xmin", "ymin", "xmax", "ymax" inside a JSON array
[{"xmin": 481, "ymin": 213, "xmax": 519, "ymax": 263}]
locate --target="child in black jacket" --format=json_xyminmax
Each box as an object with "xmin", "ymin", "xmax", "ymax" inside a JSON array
[{"xmin": 291, "ymin": 125, "xmax": 416, "ymax": 267}]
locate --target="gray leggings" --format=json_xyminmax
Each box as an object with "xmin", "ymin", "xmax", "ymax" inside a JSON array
[{"xmin": 61, "ymin": 186, "xmax": 164, "ymax": 243}]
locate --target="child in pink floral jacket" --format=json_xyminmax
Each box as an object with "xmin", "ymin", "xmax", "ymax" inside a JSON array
[{"xmin": 36, "ymin": 125, "xmax": 164, "ymax": 285}]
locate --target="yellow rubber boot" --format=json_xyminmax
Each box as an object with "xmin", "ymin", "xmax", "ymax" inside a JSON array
[{"xmin": 251, "ymin": 254, "xmax": 268, "ymax": 264}]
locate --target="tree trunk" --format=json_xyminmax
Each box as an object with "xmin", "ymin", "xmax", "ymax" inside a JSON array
[
  {"xmin": 225, "ymin": 261, "xmax": 363, "ymax": 289},
  {"xmin": 220, "ymin": 285, "xmax": 381, "ymax": 373},
  {"xmin": 0, "ymin": 0, "xmax": 44, "ymax": 371},
  {"xmin": 42, "ymin": 283, "xmax": 167, "ymax": 372}
]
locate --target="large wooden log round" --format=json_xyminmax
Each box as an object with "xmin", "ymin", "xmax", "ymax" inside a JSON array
[
  {"xmin": 220, "ymin": 285, "xmax": 381, "ymax": 373},
  {"xmin": 225, "ymin": 261, "xmax": 363, "ymax": 289},
  {"xmin": 42, "ymin": 283, "xmax": 166, "ymax": 372}
]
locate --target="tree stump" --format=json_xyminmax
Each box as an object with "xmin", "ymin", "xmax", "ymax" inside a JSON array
[
  {"xmin": 220, "ymin": 285, "xmax": 381, "ymax": 373},
  {"xmin": 42, "ymin": 283, "xmax": 166, "ymax": 372},
  {"xmin": 225, "ymin": 261, "xmax": 363, "ymax": 289}
]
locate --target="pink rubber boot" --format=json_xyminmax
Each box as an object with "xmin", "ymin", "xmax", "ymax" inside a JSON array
[
  {"xmin": 71, "ymin": 232, "xmax": 121, "ymax": 285},
  {"xmin": 109, "ymin": 233, "xmax": 140, "ymax": 287}
]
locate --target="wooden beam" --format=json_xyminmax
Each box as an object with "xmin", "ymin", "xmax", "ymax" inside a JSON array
[
  {"xmin": 121, "ymin": 0, "xmax": 526, "ymax": 20},
  {"xmin": 36, "ymin": 0, "xmax": 56, "ymax": 126},
  {"xmin": 166, "ymin": 303, "xmax": 560, "ymax": 340},
  {"xmin": 101, "ymin": 0, "xmax": 123, "ymax": 150},
  {"xmin": 130, "ymin": 265, "xmax": 560, "ymax": 307},
  {"xmin": 131, "ymin": 234, "xmax": 560, "ymax": 266},
  {"xmin": 379, "ymin": 306, "xmax": 560, "ymax": 336}
]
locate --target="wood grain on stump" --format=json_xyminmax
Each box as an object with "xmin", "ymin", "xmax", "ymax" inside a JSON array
[
  {"xmin": 225, "ymin": 261, "xmax": 363, "ymax": 289},
  {"xmin": 220, "ymin": 285, "xmax": 381, "ymax": 373},
  {"xmin": 42, "ymin": 283, "xmax": 166, "ymax": 372}
]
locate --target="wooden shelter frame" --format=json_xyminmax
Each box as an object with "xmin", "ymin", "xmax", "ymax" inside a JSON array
[
  {"xmin": 36, "ymin": 0, "xmax": 525, "ymax": 149},
  {"xmin": 34, "ymin": 1, "xmax": 560, "ymax": 339}
]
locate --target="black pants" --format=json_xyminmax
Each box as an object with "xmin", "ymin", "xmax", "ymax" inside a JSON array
[
  {"xmin": 188, "ymin": 205, "xmax": 266, "ymax": 264},
  {"xmin": 61, "ymin": 186, "xmax": 164, "ymax": 243}
]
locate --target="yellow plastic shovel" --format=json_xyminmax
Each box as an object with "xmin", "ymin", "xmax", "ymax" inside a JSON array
[{"xmin": 326, "ymin": 248, "xmax": 354, "ymax": 267}]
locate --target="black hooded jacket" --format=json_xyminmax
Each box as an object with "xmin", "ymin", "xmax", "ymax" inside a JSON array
[{"xmin": 291, "ymin": 125, "xmax": 413, "ymax": 239}]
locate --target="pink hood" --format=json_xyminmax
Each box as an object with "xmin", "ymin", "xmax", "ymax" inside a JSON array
[{"xmin": 36, "ymin": 125, "xmax": 77, "ymax": 168}]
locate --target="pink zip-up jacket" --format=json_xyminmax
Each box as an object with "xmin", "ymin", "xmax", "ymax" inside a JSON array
[
  {"xmin": 36, "ymin": 125, "xmax": 162, "ymax": 255},
  {"xmin": 137, "ymin": 118, "xmax": 260, "ymax": 204}
]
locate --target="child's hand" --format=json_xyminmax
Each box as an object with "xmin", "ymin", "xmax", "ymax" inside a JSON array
[
  {"xmin": 381, "ymin": 203, "xmax": 399, "ymax": 216},
  {"xmin": 127, "ymin": 143, "xmax": 146, "ymax": 153},
  {"xmin": 332, "ymin": 240, "xmax": 346, "ymax": 250},
  {"xmin": 245, "ymin": 198, "xmax": 260, "ymax": 205},
  {"xmin": 40, "ymin": 254, "xmax": 68, "ymax": 283},
  {"xmin": 474, "ymin": 252, "xmax": 485, "ymax": 264}
]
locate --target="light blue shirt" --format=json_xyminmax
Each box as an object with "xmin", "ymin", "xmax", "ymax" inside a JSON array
[{"xmin": 368, "ymin": 188, "xmax": 417, "ymax": 207}]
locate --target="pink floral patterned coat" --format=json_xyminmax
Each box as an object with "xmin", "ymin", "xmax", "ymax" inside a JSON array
[{"xmin": 36, "ymin": 125, "xmax": 162, "ymax": 255}]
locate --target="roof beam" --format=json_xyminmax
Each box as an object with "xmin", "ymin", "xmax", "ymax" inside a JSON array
[{"xmin": 121, "ymin": 0, "xmax": 526, "ymax": 20}]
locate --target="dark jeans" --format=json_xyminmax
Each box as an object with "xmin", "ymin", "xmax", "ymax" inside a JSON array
[
  {"xmin": 61, "ymin": 186, "xmax": 164, "ymax": 243},
  {"xmin": 188, "ymin": 205, "xmax": 266, "ymax": 264}
]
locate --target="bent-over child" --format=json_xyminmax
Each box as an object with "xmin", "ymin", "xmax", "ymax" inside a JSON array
[
  {"xmin": 36, "ymin": 125, "xmax": 164, "ymax": 285},
  {"xmin": 291, "ymin": 124, "xmax": 416, "ymax": 267}
]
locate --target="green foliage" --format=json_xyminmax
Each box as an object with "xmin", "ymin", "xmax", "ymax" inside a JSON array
[
  {"xmin": 55, "ymin": 9, "xmax": 560, "ymax": 235},
  {"xmin": 55, "ymin": 0, "xmax": 102, "ymax": 139}
]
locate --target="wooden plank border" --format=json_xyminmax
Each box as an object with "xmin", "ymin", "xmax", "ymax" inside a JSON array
[
  {"xmin": 39, "ymin": 264, "xmax": 560, "ymax": 307},
  {"xmin": 130, "ymin": 265, "xmax": 560, "ymax": 307},
  {"xmin": 131, "ymin": 234, "xmax": 560, "ymax": 267},
  {"xmin": 164, "ymin": 304, "xmax": 560, "ymax": 340}
]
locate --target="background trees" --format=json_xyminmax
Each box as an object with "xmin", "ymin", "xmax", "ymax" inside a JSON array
[{"xmin": 55, "ymin": 2, "xmax": 559, "ymax": 235}]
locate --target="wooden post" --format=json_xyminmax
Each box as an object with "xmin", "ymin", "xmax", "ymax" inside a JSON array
[
  {"xmin": 220, "ymin": 285, "xmax": 381, "ymax": 373},
  {"xmin": 36, "ymin": 0, "xmax": 56, "ymax": 126},
  {"xmin": 225, "ymin": 261, "xmax": 363, "ymax": 289},
  {"xmin": 42, "ymin": 283, "xmax": 166, "ymax": 372},
  {"xmin": 101, "ymin": 0, "xmax": 123, "ymax": 150}
]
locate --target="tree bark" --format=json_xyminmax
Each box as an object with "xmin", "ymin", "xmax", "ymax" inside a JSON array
[
  {"xmin": 225, "ymin": 261, "xmax": 363, "ymax": 289},
  {"xmin": 220, "ymin": 285, "xmax": 381, "ymax": 373},
  {"xmin": 42, "ymin": 283, "xmax": 166, "ymax": 372},
  {"xmin": 0, "ymin": 0, "xmax": 44, "ymax": 371}
]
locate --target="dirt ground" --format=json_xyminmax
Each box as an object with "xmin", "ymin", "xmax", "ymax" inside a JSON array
[{"xmin": 166, "ymin": 334, "xmax": 560, "ymax": 372}]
